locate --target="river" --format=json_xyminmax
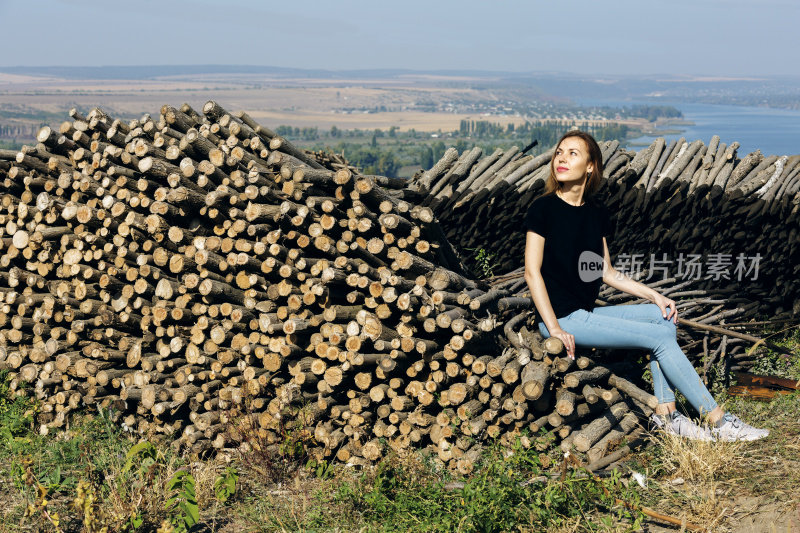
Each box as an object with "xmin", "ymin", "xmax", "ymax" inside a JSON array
[{"xmin": 576, "ymin": 99, "xmax": 800, "ymax": 157}]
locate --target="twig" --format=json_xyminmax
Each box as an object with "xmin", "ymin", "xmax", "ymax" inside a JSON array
[
  {"xmin": 719, "ymin": 318, "xmax": 799, "ymax": 328},
  {"xmin": 678, "ymin": 318, "xmax": 795, "ymax": 356}
]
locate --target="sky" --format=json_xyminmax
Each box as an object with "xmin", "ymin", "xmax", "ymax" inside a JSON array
[{"xmin": 1, "ymin": 0, "xmax": 798, "ymax": 77}]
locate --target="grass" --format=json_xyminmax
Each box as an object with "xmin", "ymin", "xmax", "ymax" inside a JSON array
[
  {"xmin": 596, "ymin": 326, "xmax": 800, "ymax": 531},
  {"xmin": 650, "ymin": 429, "xmax": 745, "ymax": 484},
  {"xmin": 633, "ymin": 390, "xmax": 800, "ymax": 532},
  {"xmin": 749, "ymin": 324, "xmax": 800, "ymax": 380},
  {"xmin": 1, "ymin": 396, "xmax": 795, "ymax": 532},
  {"xmin": 623, "ymin": 328, "xmax": 800, "ymax": 533},
  {"xmin": 0, "ymin": 391, "xmax": 648, "ymax": 532},
  {"xmin": 1, "ymin": 328, "xmax": 798, "ymax": 532},
  {"xmin": 231, "ymin": 443, "xmax": 647, "ymax": 533},
  {"xmin": 0, "ymin": 377, "xmax": 234, "ymax": 532},
  {"xmin": 2, "ymin": 387, "xmax": 797, "ymax": 532},
  {"xmin": 636, "ymin": 426, "xmax": 747, "ymax": 530}
]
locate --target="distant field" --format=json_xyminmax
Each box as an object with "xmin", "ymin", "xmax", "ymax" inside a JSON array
[
  {"xmin": 246, "ymin": 109, "xmax": 531, "ymax": 131},
  {"xmin": 0, "ymin": 72, "xmax": 645, "ymax": 140}
]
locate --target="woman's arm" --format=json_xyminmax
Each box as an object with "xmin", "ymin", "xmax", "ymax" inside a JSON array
[
  {"xmin": 524, "ymin": 231, "xmax": 577, "ymax": 358},
  {"xmin": 601, "ymin": 237, "xmax": 678, "ymax": 323}
]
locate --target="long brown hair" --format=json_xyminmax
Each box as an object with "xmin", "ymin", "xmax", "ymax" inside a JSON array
[{"xmin": 543, "ymin": 130, "xmax": 604, "ymax": 199}]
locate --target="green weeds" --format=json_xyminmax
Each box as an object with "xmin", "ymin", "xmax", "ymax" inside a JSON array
[
  {"xmin": 214, "ymin": 467, "xmax": 239, "ymax": 504},
  {"xmin": 750, "ymin": 325, "xmax": 800, "ymax": 379},
  {"xmin": 466, "ymin": 247, "xmax": 500, "ymax": 279},
  {"xmin": 327, "ymin": 443, "xmax": 645, "ymax": 532},
  {"xmin": 0, "ymin": 373, "xmax": 241, "ymax": 531},
  {"xmin": 0, "ymin": 371, "xmax": 648, "ymax": 532},
  {"xmin": 0, "ymin": 369, "xmax": 37, "ymax": 445},
  {"xmin": 164, "ymin": 470, "xmax": 199, "ymax": 532}
]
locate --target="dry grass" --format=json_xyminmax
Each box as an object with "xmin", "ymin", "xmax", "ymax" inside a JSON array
[
  {"xmin": 644, "ymin": 430, "xmax": 744, "ymax": 530},
  {"xmin": 655, "ymin": 480, "xmax": 729, "ymax": 531},
  {"xmin": 633, "ymin": 392, "xmax": 800, "ymax": 532},
  {"xmin": 520, "ymin": 515, "xmax": 583, "ymax": 533},
  {"xmin": 650, "ymin": 429, "xmax": 745, "ymax": 484}
]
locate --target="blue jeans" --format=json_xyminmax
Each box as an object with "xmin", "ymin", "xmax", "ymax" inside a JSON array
[{"xmin": 538, "ymin": 303, "xmax": 718, "ymax": 416}]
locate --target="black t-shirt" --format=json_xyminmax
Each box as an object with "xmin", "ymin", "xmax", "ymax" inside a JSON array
[{"xmin": 524, "ymin": 193, "xmax": 614, "ymax": 319}]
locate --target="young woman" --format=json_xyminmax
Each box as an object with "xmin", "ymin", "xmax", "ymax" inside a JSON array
[{"xmin": 523, "ymin": 130, "xmax": 768, "ymax": 442}]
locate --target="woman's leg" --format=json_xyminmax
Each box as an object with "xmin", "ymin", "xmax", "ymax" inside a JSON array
[
  {"xmin": 538, "ymin": 304, "xmax": 718, "ymax": 417},
  {"xmin": 589, "ymin": 304, "xmax": 679, "ymax": 408},
  {"xmin": 539, "ymin": 304, "xmax": 678, "ymax": 405}
]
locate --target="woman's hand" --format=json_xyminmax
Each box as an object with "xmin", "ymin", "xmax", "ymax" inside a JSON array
[
  {"xmin": 652, "ymin": 292, "xmax": 678, "ymax": 324},
  {"xmin": 549, "ymin": 328, "xmax": 576, "ymax": 360}
]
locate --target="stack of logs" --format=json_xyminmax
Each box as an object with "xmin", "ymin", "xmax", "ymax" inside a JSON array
[
  {"xmin": 409, "ymin": 137, "xmax": 800, "ymax": 323},
  {"xmin": 0, "ymin": 102, "xmax": 661, "ymax": 470}
]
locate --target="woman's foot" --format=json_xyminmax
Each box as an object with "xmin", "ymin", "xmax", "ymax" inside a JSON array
[
  {"xmin": 712, "ymin": 413, "xmax": 769, "ymax": 442},
  {"xmin": 650, "ymin": 411, "xmax": 714, "ymax": 441}
]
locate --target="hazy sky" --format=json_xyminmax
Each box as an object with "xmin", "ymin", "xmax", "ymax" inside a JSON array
[{"xmin": 1, "ymin": 0, "xmax": 798, "ymax": 76}]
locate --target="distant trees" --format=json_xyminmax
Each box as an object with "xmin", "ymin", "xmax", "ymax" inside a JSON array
[
  {"xmin": 0, "ymin": 123, "xmax": 39, "ymax": 143},
  {"xmin": 271, "ymin": 117, "xmax": 640, "ymax": 178},
  {"xmin": 419, "ymin": 145, "xmax": 434, "ymax": 169},
  {"xmin": 592, "ymin": 123, "xmax": 629, "ymax": 141},
  {"xmin": 431, "ymin": 141, "xmax": 447, "ymax": 163},
  {"xmin": 455, "ymin": 119, "xmax": 629, "ymax": 146},
  {"xmin": 0, "ymin": 124, "xmax": 34, "ymax": 137},
  {"xmin": 612, "ymin": 105, "xmax": 682, "ymax": 122},
  {"xmin": 275, "ymin": 125, "xmax": 320, "ymax": 140},
  {"xmin": 332, "ymin": 143, "xmax": 400, "ymax": 177},
  {"xmin": 459, "ymin": 119, "xmax": 506, "ymax": 138}
]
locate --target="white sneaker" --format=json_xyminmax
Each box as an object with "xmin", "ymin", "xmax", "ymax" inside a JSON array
[
  {"xmin": 650, "ymin": 411, "xmax": 714, "ymax": 442},
  {"xmin": 712, "ymin": 413, "xmax": 769, "ymax": 442}
]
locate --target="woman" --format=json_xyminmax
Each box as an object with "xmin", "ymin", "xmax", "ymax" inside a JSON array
[{"xmin": 523, "ymin": 130, "xmax": 768, "ymax": 442}]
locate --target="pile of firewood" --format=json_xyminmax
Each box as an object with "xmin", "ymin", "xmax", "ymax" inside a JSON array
[
  {"xmin": 0, "ymin": 103, "xmax": 665, "ymax": 469},
  {"xmin": 410, "ymin": 137, "xmax": 800, "ymax": 323}
]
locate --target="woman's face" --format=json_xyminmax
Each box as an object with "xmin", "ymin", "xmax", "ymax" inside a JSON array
[{"xmin": 553, "ymin": 137, "xmax": 593, "ymax": 187}]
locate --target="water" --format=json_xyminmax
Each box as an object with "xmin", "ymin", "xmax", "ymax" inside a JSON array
[{"xmin": 577, "ymin": 99, "xmax": 800, "ymax": 156}]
